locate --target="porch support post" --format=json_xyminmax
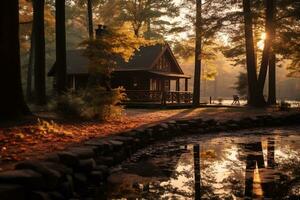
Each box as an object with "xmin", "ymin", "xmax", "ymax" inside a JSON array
[
  {"xmin": 176, "ymin": 79, "xmax": 180, "ymax": 103},
  {"xmin": 176, "ymin": 79, "xmax": 180, "ymax": 91},
  {"xmin": 161, "ymin": 79, "xmax": 166, "ymax": 105},
  {"xmin": 185, "ymin": 78, "xmax": 189, "ymax": 91},
  {"xmin": 72, "ymin": 75, "xmax": 76, "ymax": 91},
  {"xmin": 185, "ymin": 78, "xmax": 189, "ymax": 103}
]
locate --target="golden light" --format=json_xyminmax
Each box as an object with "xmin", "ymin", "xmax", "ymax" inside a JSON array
[{"xmin": 257, "ymin": 32, "xmax": 267, "ymax": 50}]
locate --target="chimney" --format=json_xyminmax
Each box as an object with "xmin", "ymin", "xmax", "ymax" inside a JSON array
[{"xmin": 95, "ymin": 24, "xmax": 107, "ymax": 39}]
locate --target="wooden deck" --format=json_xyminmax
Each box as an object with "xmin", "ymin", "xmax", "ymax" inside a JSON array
[{"xmin": 123, "ymin": 90, "xmax": 193, "ymax": 107}]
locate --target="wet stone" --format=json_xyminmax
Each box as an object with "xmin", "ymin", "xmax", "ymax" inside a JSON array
[
  {"xmin": 107, "ymin": 140, "xmax": 124, "ymax": 151},
  {"xmin": 68, "ymin": 147, "xmax": 95, "ymax": 159},
  {"xmin": 0, "ymin": 169, "xmax": 45, "ymax": 189},
  {"xmin": 95, "ymin": 156, "xmax": 114, "ymax": 166},
  {"xmin": 42, "ymin": 162, "xmax": 73, "ymax": 176},
  {"xmin": 29, "ymin": 191, "xmax": 51, "ymax": 200},
  {"xmin": 43, "ymin": 154, "xmax": 60, "ymax": 162},
  {"xmin": 109, "ymin": 136, "xmax": 135, "ymax": 145},
  {"xmin": 73, "ymin": 173, "xmax": 88, "ymax": 194},
  {"xmin": 88, "ymin": 170, "xmax": 104, "ymax": 183},
  {"xmin": 57, "ymin": 152, "xmax": 80, "ymax": 167},
  {"xmin": 15, "ymin": 161, "xmax": 61, "ymax": 189},
  {"xmin": 77, "ymin": 158, "xmax": 96, "ymax": 172},
  {"xmin": 48, "ymin": 191, "xmax": 65, "ymax": 200}
]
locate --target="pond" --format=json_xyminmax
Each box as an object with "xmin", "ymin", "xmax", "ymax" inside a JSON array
[{"xmin": 107, "ymin": 127, "xmax": 300, "ymax": 200}]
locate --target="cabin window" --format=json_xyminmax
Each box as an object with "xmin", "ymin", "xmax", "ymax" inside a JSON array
[{"xmin": 150, "ymin": 79, "xmax": 157, "ymax": 91}]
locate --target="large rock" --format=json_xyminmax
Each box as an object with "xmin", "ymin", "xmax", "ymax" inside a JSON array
[
  {"xmin": 57, "ymin": 152, "xmax": 80, "ymax": 167},
  {"xmin": 15, "ymin": 161, "xmax": 61, "ymax": 189},
  {"xmin": 0, "ymin": 169, "xmax": 45, "ymax": 189},
  {"xmin": 58, "ymin": 175, "xmax": 74, "ymax": 198},
  {"xmin": 84, "ymin": 140, "xmax": 111, "ymax": 154},
  {"xmin": 77, "ymin": 158, "xmax": 96, "ymax": 172},
  {"xmin": 42, "ymin": 162, "xmax": 73, "ymax": 176},
  {"xmin": 0, "ymin": 184, "xmax": 25, "ymax": 200},
  {"xmin": 68, "ymin": 147, "xmax": 95, "ymax": 159},
  {"xmin": 29, "ymin": 191, "xmax": 51, "ymax": 200}
]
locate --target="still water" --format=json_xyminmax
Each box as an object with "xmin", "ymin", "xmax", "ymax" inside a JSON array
[{"xmin": 108, "ymin": 127, "xmax": 300, "ymax": 200}]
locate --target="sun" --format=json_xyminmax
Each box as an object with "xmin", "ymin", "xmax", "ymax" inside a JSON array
[{"xmin": 257, "ymin": 32, "xmax": 266, "ymax": 50}]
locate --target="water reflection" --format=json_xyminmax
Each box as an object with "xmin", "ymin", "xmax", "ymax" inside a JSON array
[
  {"xmin": 193, "ymin": 144, "xmax": 201, "ymax": 200},
  {"xmin": 108, "ymin": 127, "xmax": 300, "ymax": 199}
]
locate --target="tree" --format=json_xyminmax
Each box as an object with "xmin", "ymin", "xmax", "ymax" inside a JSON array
[
  {"xmin": 256, "ymin": 0, "xmax": 276, "ymax": 102},
  {"xmin": 115, "ymin": 0, "xmax": 180, "ymax": 38},
  {"xmin": 242, "ymin": 0, "xmax": 261, "ymax": 106},
  {"xmin": 32, "ymin": 0, "xmax": 47, "ymax": 105},
  {"xmin": 0, "ymin": 0, "xmax": 30, "ymax": 120},
  {"xmin": 222, "ymin": 0, "xmax": 300, "ymax": 106},
  {"xmin": 234, "ymin": 72, "xmax": 248, "ymax": 97},
  {"xmin": 27, "ymin": 31, "xmax": 34, "ymax": 101},
  {"xmin": 87, "ymin": 0, "xmax": 94, "ymax": 39},
  {"xmin": 55, "ymin": 0, "xmax": 67, "ymax": 94},
  {"xmin": 193, "ymin": 0, "xmax": 202, "ymax": 106}
]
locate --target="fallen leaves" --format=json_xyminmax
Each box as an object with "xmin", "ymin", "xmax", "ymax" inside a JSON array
[{"xmin": 0, "ymin": 107, "xmax": 285, "ymax": 171}]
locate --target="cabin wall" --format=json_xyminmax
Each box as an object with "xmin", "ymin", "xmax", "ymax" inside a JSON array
[{"xmin": 111, "ymin": 72, "xmax": 150, "ymax": 91}]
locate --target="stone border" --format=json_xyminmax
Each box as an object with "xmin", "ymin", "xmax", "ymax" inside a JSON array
[{"xmin": 0, "ymin": 113, "xmax": 299, "ymax": 200}]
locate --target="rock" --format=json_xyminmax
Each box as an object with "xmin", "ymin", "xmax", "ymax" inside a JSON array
[
  {"xmin": 84, "ymin": 140, "xmax": 111, "ymax": 154},
  {"xmin": 158, "ymin": 123, "xmax": 168, "ymax": 129},
  {"xmin": 57, "ymin": 152, "xmax": 80, "ymax": 167},
  {"xmin": 204, "ymin": 119, "xmax": 217, "ymax": 126},
  {"xmin": 77, "ymin": 159, "xmax": 96, "ymax": 172},
  {"xmin": 187, "ymin": 120, "xmax": 200, "ymax": 128},
  {"xmin": 88, "ymin": 170, "xmax": 104, "ymax": 184},
  {"xmin": 73, "ymin": 173, "xmax": 87, "ymax": 194},
  {"xmin": 68, "ymin": 147, "xmax": 95, "ymax": 159},
  {"xmin": 59, "ymin": 181, "xmax": 74, "ymax": 198},
  {"xmin": 15, "ymin": 161, "xmax": 61, "ymax": 189},
  {"xmin": 0, "ymin": 170, "xmax": 45, "ymax": 189},
  {"xmin": 43, "ymin": 154, "xmax": 60, "ymax": 162},
  {"xmin": 109, "ymin": 136, "xmax": 135, "ymax": 145},
  {"xmin": 0, "ymin": 184, "xmax": 25, "ymax": 200},
  {"xmin": 48, "ymin": 191, "xmax": 65, "ymax": 200},
  {"xmin": 29, "ymin": 191, "xmax": 51, "ymax": 200},
  {"xmin": 43, "ymin": 162, "xmax": 73, "ymax": 175},
  {"xmin": 58, "ymin": 175, "xmax": 74, "ymax": 198},
  {"xmin": 94, "ymin": 165, "xmax": 109, "ymax": 178},
  {"xmin": 95, "ymin": 156, "xmax": 114, "ymax": 166},
  {"xmin": 107, "ymin": 140, "xmax": 124, "ymax": 151}
]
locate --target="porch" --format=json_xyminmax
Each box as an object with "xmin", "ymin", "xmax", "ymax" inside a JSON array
[{"xmin": 124, "ymin": 90, "xmax": 193, "ymax": 106}]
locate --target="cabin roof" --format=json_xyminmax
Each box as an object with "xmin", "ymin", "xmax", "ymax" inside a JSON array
[{"xmin": 48, "ymin": 43, "xmax": 189, "ymax": 78}]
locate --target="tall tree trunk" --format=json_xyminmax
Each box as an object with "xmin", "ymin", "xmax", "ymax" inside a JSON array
[
  {"xmin": 26, "ymin": 31, "xmax": 35, "ymax": 101},
  {"xmin": 268, "ymin": 52, "xmax": 276, "ymax": 104},
  {"xmin": 267, "ymin": 0, "xmax": 277, "ymax": 105},
  {"xmin": 257, "ymin": 0, "xmax": 276, "ymax": 101},
  {"xmin": 193, "ymin": 0, "xmax": 202, "ymax": 106},
  {"xmin": 242, "ymin": 0, "xmax": 260, "ymax": 106},
  {"xmin": 87, "ymin": 0, "xmax": 94, "ymax": 39},
  {"xmin": 33, "ymin": 0, "xmax": 46, "ymax": 105},
  {"xmin": 0, "ymin": 0, "xmax": 31, "ymax": 120},
  {"xmin": 55, "ymin": 0, "xmax": 67, "ymax": 94}
]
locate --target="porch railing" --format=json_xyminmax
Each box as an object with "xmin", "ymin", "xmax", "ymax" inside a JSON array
[{"xmin": 124, "ymin": 90, "xmax": 193, "ymax": 104}]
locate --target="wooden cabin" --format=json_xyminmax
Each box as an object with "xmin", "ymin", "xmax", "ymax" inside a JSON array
[{"xmin": 48, "ymin": 43, "xmax": 192, "ymax": 105}]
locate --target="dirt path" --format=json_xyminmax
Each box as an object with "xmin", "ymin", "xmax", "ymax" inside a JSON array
[{"xmin": 0, "ymin": 107, "xmax": 296, "ymax": 170}]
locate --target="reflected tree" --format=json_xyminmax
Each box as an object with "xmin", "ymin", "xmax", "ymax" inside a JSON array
[{"xmin": 193, "ymin": 144, "xmax": 201, "ymax": 200}]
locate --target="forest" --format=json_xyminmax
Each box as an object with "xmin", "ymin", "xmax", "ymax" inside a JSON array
[
  {"xmin": 0, "ymin": 0, "xmax": 300, "ymax": 199},
  {"xmin": 0, "ymin": 0, "xmax": 299, "ymax": 121}
]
